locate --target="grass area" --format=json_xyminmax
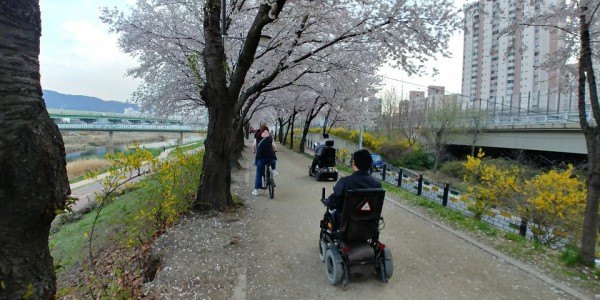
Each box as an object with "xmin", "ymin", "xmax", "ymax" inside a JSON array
[
  {"xmin": 67, "ymin": 147, "xmax": 167, "ymax": 184},
  {"xmin": 169, "ymin": 141, "xmax": 204, "ymax": 155},
  {"xmin": 50, "ymin": 188, "xmax": 147, "ymax": 272}
]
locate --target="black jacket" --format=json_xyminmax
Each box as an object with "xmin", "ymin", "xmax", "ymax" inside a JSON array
[
  {"xmin": 324, "ymin": 170, "xmax": 381, "ymax": 211},
  {"xmin": 256, "ymin": 136, "xmax": 276, "ymax": 159}
]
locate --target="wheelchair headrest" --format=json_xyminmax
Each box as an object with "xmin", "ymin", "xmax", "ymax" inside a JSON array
[{"xmin": 325, "ymin": 140, "xmax": 334, "ymax": 147}]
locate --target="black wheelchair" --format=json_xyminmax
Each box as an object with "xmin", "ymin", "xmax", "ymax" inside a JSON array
[
  {"xmin": 318, "ymin": 188, "xmax": 393, "ymax": 286},
  {"xmin": 309, "ymin": 140, "xmax": 338, "ymax": 181}
]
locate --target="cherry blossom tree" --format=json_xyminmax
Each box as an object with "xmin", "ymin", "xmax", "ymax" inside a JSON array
[{"xmin": 103, "ymin": 0, "xmax": 461, "ymax": 210}]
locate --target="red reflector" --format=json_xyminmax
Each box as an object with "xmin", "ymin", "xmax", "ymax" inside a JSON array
[
  {"xmin": 377, "ymin": 243, "xmax": 385, "ymax": 250},
  {"xmin": 341, "ymin": 245, "xmax": 350, "ymax": 253}
]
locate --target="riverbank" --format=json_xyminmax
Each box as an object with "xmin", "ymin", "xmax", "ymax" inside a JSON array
[{"xmin": 61, "ymin": 131, "xmax": 188, "ymax": 153}]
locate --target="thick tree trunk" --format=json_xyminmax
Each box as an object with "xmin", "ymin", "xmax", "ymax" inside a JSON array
[
  {"xmin": 0, "ymin": 1, "xmax": 70, "ymax": 299},
  {"xmin": 195, "ymin": 0, "xmax": 233, "ymax": 211},
  {"xmin": 195, "ymin": 104, "xmax": 234, "ymax": 210}
]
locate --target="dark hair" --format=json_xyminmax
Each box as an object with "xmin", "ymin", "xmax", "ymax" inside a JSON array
[
  {"xmin": 352, "ymin": 149, "xmax": 373, "ymax": 171},
  {"xmin": 260, "ymin": 125, "xmax": 269, "ymax": 133},
  {"xmin": 323, "ymin": 133, "xmax": 329, "ymax": 139}
]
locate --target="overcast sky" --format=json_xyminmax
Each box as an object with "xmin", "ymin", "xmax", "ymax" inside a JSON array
[{"xmin": 39, "ymin": 0, "xmax": 467, "ymax": 102}]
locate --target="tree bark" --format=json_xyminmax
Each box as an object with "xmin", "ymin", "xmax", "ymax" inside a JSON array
[
  {"xmin": 0, "ymin": 1, "xmax": 70, "ymax": 298},
  {"xmin": 577, "ymin": 7, "xmax": 600, "ymax": 266},
  {"xmin": 195, "ymin": 104, "xmax": 234, "ymax": 210},
  {"xmin": 230, "ymin": 116, "xmax": 246, "ymax": 168}
]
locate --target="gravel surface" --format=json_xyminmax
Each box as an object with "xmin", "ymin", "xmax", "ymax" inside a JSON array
[{"xmin": 143, "ymin": 139, "xmax": 592, "ymax": 300}]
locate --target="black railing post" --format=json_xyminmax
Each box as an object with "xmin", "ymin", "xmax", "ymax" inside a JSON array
[
  {"xmin": 417, "ymin": 174, "xmax": 423, "ymax": 196},
  {"xmin": 397, "ymin": 169, "xmax": 403, "ymax": 187},
  {"xmin": 442, "ymin": 182, "xmax": 450, "ymax": 206},
  {"xmin": 519, "ymin": 218, "xmax": 528, "ymax": 237},
  {"xmin": 382, "ymin": 164, "xmax": 387, "ymax": 181}
]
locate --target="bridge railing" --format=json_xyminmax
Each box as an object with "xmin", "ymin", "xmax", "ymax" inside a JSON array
[
  {"xmin": 457, "ymin": 111, "xmax": 594, "ymax": 128},
  {"xmin": 58, "ymin": 123, "xmax": 204, "ymax": 132}
]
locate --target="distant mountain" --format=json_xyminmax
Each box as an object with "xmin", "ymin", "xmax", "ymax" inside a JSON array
[{"xmin": 42, "ymin": 89, "xmax": 138, "ymax": 113}]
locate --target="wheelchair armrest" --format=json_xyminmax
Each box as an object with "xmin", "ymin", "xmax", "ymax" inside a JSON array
[{"xmin": 321, "ymin": 197, "xmax": 328, "ymax": 206}]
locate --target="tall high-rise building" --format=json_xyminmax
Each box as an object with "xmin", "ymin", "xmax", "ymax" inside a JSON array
[{"xmin": 461, "ymin": 0, "xmax": 568, "ymax": 115}]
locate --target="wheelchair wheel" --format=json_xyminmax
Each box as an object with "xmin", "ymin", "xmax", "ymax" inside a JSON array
[
  {"xmin": 325, "ymin": 249, "xmax": 343, "ymax": 285},
  {"xmin": 376, "ymin": 247, "xmax": 393, "ymax": 282},
  {"xmin": 383, "ymin": 247, "xmax": 393, "ymax": 279},
  {"xmin": 318, "ymin": 240, "xmax": 327, "ymax": 262}
]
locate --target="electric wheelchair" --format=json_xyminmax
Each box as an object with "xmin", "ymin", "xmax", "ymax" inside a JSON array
[
  {"xmin": 318, "ymin": 188, "xmax": 393, "ymax": 286},
  {"xmin": 309, "ymin": 140, "xmax": 338, "ymax": 181}
]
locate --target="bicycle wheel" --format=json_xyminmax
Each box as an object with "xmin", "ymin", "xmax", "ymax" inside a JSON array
[{"xmin": 266, "ymin": 165, "xmax": 275, "ymax": 199}]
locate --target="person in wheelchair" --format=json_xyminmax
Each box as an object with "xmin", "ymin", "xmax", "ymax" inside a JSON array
[
  {"xmin": 310, "ymin": 134, "xmax": 332, "ymax": 171},
  {"xmin": 322, "ymin": 149, "xmax": 381, "ymax": 228}
]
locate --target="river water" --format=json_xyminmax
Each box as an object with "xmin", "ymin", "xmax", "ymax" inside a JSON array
[{"xmin": 65, "ymin": 137, "xmax": 203, "ymax": 162}]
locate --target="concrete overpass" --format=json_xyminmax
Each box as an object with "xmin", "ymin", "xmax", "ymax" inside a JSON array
[{"xmin": 451, "ymin": 122, "xmax": 586, "ymax": 154}]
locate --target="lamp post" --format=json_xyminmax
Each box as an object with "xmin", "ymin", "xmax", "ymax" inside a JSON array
[{"xmin": 358, "ymin": 126, "xmax": 363, "ymax": 150}]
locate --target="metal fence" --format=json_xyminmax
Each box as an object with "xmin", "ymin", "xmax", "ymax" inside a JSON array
[{"xmin": 306, "ymin": 132, "xmax": 533, "ymax": 239}]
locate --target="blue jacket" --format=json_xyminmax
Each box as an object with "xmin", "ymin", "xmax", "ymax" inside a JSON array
[{"xmin": 324, "ymin": 170, "xmax": 381, "ymax": 211}]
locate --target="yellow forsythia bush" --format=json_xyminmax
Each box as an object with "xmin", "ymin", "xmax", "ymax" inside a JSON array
[
  {"xmin": 520, "ymin": 165, "xmax": 586, "ymax": 245},
  {"xmin": 463, "ymin": 149, "xmax": 522, "ymax": 221}
]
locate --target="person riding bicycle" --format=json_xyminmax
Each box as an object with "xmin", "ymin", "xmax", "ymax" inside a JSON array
[
  {"xmin": 322, "ymin": 149, "xmax": 381, "ymax": 227},
  {"xmin": 252, "ymin": 125, "xmax": 278, "ymax": 196}
]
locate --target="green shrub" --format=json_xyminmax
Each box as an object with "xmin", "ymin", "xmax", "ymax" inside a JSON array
[
  {"xmin": 440, "ymin": 160, "xmax": 467, "ymax": 179},
  {"xmin": 379, "ymin": 139, "xmax": 411, "ymax": 163},
  {"xmin": 560, "ymin": 244, "xmax": 583, "ymax": 267},
  {"xmin": 399, "ymin": 147, "xmax": 433, "ymax": 170}
]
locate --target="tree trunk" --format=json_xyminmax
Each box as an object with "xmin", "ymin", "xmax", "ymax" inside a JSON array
[
  {"xmin": 433, "ymin": 132, "xmax": 443, "ymax": 172},
  {"xmin": 277, "ymin": 117, "xmax": 285, "ymax": 143},
  {"xmin": 578, "ymin": 8, "xmax": 600, "ymax": 266},
  {"xmin": 283, "ymin": 115, "xmax": 292, "ymax": 145},
  {"xmin": 230, "ymin": 117, "xmax": 246, "ymax": 168},
  {"xmin": 195, "ymin": 104, "xmax": 234, "ymax": 210},
  {"xmin": 194, "ymin": 0, "xmax": 233, "ymax": 211},
  {"xmin": 289, "ymin": 113, "xmax": 296, "ymax": 150},
  {"xmin": 322, "ymin": 108, "xmax": 331, "ymax": 135},
  {"xmin": 244, "ymin": 122, "xmax": 250, "ymax": 140},
  {"xmin": 0, "ymin": 1, "xmax": 70, "ymax": 298}
]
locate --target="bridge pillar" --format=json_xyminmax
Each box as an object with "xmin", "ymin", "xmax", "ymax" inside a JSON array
[
  {"xmin": 177, "ymin": 132, "xmax": 183, "ymax": 146},
  {"xmin": 107, "ymin": 131, "xmax": 114, "ymax": 153}
]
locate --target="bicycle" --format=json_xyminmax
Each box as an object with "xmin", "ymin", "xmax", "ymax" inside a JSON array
[{"xmin": 262, "ymin": 162, "xmax": 275, "ymax": 199}]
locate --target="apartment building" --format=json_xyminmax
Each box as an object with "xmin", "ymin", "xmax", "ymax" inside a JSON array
[{"xmin": 461, "ymin": 0, "xmax": 569, "ymax": 115}]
